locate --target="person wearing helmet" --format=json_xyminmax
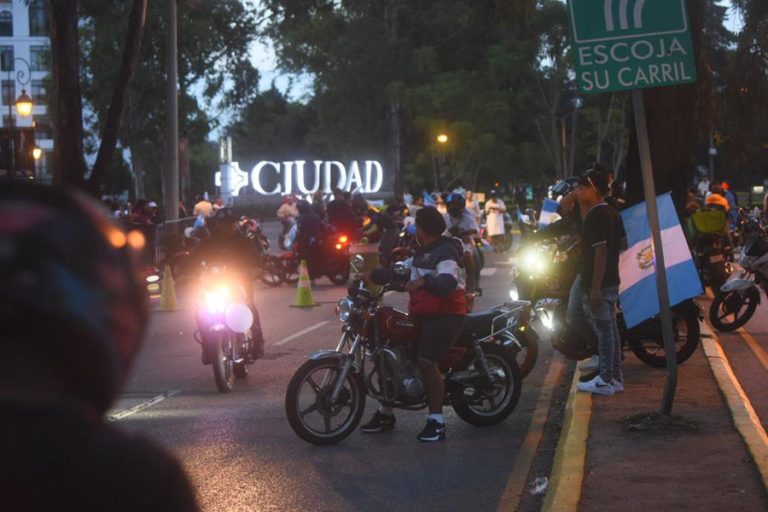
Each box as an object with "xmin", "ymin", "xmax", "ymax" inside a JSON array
[
  {"xmin": 443, "ymin": 193, "xmax": 480, "ymax": 302},
  {"xmin": 0, "ymin": 182, "xmax": 199, "ymax": 511},
  {"xmin": 194, "ymin": 207, "xmax": 266, "ymax": 360}
]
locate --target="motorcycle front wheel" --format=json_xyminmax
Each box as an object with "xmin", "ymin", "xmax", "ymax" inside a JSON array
[
  {"xmin": 285, "ymin": 359, "xmax": 366, "ymax": 445},
  {"xmin": 453, "ymin": 344, "xmax": 522, "ymax": 426},
  {"xmin": 628, "ymin": 304, "xmax": 700, "ymax": 367},
  {"xmin": 709, "ymin": 287, "xmax": 760, "ymax": 332},
  {"xmin": 212, "ymin": 331, "xmax": 235, "ymax": 393},
  {"xmin": 260, "ymin": 256, "xmax": 285, "ymax": 287}
]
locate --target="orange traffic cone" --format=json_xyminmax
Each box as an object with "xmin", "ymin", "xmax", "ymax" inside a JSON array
[{"xmin": 290, "ymin": 260, "xmax": 320, "ymax": 308}]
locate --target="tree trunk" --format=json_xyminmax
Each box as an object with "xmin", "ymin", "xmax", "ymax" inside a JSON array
[
  {"xmin": 624, "ymin": 0, "xmax": 705, "ymax": 209},
  {"xmin": 385, "ymin": 0, "xmax": 402, "ymax": 196},
  {"xmin": 50, "ymin": 0, "xmax": 86, "ymax": 187},
  {"xmin": 88, "ymin": 0, "xmax": 148, "ymax": 196}
]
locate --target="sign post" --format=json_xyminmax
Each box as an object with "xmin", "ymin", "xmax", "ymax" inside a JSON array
[{"xmin": 568, "ymin": 0, "xmax": 697, "ymax": 415}]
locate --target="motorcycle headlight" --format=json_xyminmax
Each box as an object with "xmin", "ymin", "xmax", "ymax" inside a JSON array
[
  {"xmin": 203, "ymin": 286, "xmax": 230, "ymax": 315},
  {"xmin": 337, "ymin": 298, "xmax": 353, "ymax": 322},
  {"xmin": 520, "ymin": 248, "xmax": 548, "ymax": 275}
]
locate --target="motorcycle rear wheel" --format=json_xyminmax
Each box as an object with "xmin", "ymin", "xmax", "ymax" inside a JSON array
[
  {"xmin": 628, "ymin": 305, "xmax": 700, "ymax": 367},
  {"xmin": 453, "ymin": 344, "xmax": 522, "ymax": 426},
  {"xmin": 285, "ymin": 359, "xmax": 366, "ymax": 445},
  {"xmin": 326, "ymin": 259, "xmax": 350, "ymax": 285},
  {"xmin": 212, "ymin": 331, "xmax": 235, "ymax": 393},
  {"xmin": 709, "ymin": 287, "xmax": 760, "ymax": 332}
]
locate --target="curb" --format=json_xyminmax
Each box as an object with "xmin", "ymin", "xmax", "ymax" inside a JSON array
[
  {"xmin": 541, "ymin": 367, "xmax": 592, "ymax": 512},
  {"xmin": 700, "ymin": 323, "xmax": 768, "ymax": 490}
]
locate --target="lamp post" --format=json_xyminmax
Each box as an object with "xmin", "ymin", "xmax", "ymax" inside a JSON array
[{"xmin": 5, "ymin": 57, "xmax": 34, "ymax": 177}]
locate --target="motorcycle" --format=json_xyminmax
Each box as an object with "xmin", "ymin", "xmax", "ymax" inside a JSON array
[
  {"xmin": 511, "ymin": 236, "xmax": 702, "ymax": 369},
  {"xmin": 279, "ymin": 227, "xmax": 351, "ymax": 285},
  {"xmin": 194, "ymin": 263, "xmax": 256, "ymax": 392},
  {"xmin": 709, "ymin": 224, "xmax": 768, "ymax": 332},
  {"xmin": 234, "ymin": 216, "xmax": 284, "ymax": 288},
  {"xmin": 285, "ymin": 258, "xmax": 524, "ymax": 445},
  {"xmin": 687, "ymin": 208, "xmax": 733, "ymax": 294}
]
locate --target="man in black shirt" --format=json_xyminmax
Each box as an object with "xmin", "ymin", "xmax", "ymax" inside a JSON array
[{"xmin": 573, "ymin": 168, "xmax": 626, "ymax": 395}]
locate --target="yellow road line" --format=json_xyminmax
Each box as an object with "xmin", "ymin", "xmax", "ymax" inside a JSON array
[
  {"xmin": 737, "ymin": 327, "xmax": 768, "ymax": 373},
  {"xmin": 541, "ymin": 367, "xmax": 592, "ymax": 512},
  {"xmin": 497, "ymin": 354, "xmax": 566, "ymax": 512},
  {"xmin": 700, "ymin": 324, "xmax": 768, "ymax": 490}
]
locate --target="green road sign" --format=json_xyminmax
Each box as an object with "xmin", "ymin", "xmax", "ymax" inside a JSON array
[{"xmin": 569, "ymin": 0, "xmax": 697, "ymax": 94}]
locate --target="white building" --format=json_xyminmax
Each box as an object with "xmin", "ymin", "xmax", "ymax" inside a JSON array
[{"xmin": 0, "ymin": 0, "xmax": 51, "ymax": 181}]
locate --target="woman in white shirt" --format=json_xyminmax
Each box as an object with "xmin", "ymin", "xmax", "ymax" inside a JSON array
[{"xmin": 484, "ymin": 190, "xmax": 507, "ymax": 252}]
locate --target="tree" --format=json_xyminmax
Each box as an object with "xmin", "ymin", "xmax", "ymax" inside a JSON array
[
  {"xmin": 79, "ymin": 0, "xmax": 260, "ymax": 200},
  {"xmin": 50, "ymin": 0, "xmax": 147, "ymax": 194}
]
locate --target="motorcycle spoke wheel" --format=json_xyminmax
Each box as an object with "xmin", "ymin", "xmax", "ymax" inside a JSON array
[
  {"xmin": 452, "ymin": 344, "xmax": 522, "ymax": 426},
  {"xmin": 212, "ymin": 332, "xmax": 235, "ymax": 393},
  {"xmin": 260, "ymin": 258, "xmax": 285, "ymax": 287},
  {"xmin": 286, "ymin": 359, "xmax": 366, "ymax": 445},
  {"xmin": 709, "ymin": 288, "xmax": 759, "ymax": 332},
  {"xmin": 629, "ymin": 305, "xmax": 700, "ymax": 367}
]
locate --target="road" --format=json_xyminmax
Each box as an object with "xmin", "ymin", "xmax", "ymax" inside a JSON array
[{"xmin": 111, "ymin": 247, "xmax": 571, "ymax": 512}]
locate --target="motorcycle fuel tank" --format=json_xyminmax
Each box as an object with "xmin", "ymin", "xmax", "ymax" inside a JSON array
[{"xmin": 377, "ymin": 306, "xmax": 420, "ymax": 344}]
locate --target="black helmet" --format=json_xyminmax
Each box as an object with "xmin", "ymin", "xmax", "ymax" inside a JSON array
[
  {"xmin": 445, "ymin": 193, "xmax": 465, "ymax": 215},
  {"xmin": 0, "ymin": 182, "xmax": 148, "ymax": 414}
]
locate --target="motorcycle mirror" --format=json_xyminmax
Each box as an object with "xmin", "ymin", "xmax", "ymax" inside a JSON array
[{"xmin": 393, "ymin": 261, "xmax": 410, "ymax": 277}]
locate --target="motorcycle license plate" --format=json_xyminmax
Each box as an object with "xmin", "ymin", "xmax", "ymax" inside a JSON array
[{"xmin": 710, "ymin": 254, "xmax": 724, "ymax": 263}]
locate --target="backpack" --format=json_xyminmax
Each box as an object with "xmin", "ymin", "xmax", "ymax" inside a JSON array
[{"xmin": 686, "ymin": 208, "xmax": 726, "ymax": 239}]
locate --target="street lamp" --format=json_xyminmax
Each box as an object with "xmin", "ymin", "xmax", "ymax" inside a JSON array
[
  {"xmin": 6, "ymin": 57, "xmax": 34, "ymax": 177},
  {"xmin": 436, "ymin": 133, "xmax": 449, "ymax": 144},
  {"xmin": 32, "ymin": 146, "xmax": 42, "ymax": 161}
]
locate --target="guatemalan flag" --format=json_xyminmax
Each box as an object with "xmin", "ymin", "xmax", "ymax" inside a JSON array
[
  {"xmin": 538, "ymin": 198, "xmax": 561, "ymax": 228},
  {"xmin": 619, "ymin": 193, "xmax": 702, "ymax": 329}
]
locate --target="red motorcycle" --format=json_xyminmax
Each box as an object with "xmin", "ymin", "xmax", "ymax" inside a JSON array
[{"xmin": 285, "ymin": 259, "xmax": 524, "ymax": 445}]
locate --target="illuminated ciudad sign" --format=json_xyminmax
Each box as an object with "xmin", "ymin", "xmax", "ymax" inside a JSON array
[{"xmin": 217, "ymin": 160, "xmax": 384, "ymax": 197}]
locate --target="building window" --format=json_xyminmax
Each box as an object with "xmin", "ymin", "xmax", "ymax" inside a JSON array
[
  {"xmin": 35, "ymin": 116, "xmax": 52, "ymax": 140},
  {"xmin": 0, "ymin": 45, "xmax": 12, "ymax": 71},
  {"xmin": 0, "ymin": 11, "xmax": 12, "ymax": 37},
  {"xmin": 31, "ymin": 80, "xmax": 45, "ymax": 103},
  {"xmin": 29, "ymin": 46, "xmax": 50, "ymax": 71},
  {"xmin": 1, "ymin": 79, "xmax": 14, "ymax": 105},
  {"xmin": 29, "ymin": 0, "xmax": 49, "ymax": 37}
]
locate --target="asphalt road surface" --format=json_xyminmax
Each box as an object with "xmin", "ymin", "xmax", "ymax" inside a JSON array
[{"xmin": 112, "ymin": 246, "xmax": 571, "ymax": 512}]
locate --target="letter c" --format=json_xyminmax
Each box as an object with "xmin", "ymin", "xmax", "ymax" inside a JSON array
[{"xmin": 251, "ymin": 161, "xmax": 281, "ymax": 195}]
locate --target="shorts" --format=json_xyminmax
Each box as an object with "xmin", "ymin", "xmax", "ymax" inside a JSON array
[{"xmin": 416, "ymin": 314, "xmax": 466, "ymax": 364}]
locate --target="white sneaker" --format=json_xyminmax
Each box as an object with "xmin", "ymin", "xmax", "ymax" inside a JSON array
[
  {"xmin": 577, "ymin": 375, "xmax": 615, "ymax": 395},
  {"xmin": 578, "ymin": 355, "xmax": 599, "ymax": 372},
  {"xmin": 612, "ymin": 378, "xmax": 624, "ymax": 393}
]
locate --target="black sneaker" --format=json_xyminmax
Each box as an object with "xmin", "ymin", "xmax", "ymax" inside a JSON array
[
  {"xmin": 417, "ymin": 419, "xmax": 446, "ymax": 442},
  {"xmin": 360, "ymin": 411, "xmax": 396, "ymax": 433},
  {"xmin": 579, "ymin": 369, "xmax": 599, "ymax": 383}
]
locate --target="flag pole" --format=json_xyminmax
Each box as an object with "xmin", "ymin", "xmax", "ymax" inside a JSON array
[{"xmin": 632, "ymin": 90, "xmax": 678, "ymax": 416}]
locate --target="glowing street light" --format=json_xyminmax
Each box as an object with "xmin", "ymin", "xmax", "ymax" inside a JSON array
[
  {"xmin": 32, "ymin": 146, "xmax": 42, "ymax": 160},
  {"xmin": 436, "ymin": 133, "xmax": 448, "ymax": 144},
  {"xmin": 15, "ymin": 89, "xmax": 34, "ymax": 118}
]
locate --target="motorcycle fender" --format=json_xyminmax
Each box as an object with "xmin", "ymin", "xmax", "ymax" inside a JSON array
[
  {"xmin": 721, "ymin": 278, "xmax": 754, "ymax": 293},
  {"xmin": 308, "ymin": 350, "xmax": 350, "ymax": 365}
]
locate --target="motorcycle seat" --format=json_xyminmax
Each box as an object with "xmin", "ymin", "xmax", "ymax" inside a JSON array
[{"xmin": 456, "ymin": 307, "xmax": 505, "ymax": 345}]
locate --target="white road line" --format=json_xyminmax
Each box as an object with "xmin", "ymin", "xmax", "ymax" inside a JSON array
[
  {"xmin": 480, "ymin": 267, "xmax": 497, "ymax": 277},
  {"xmin": 108, "ymin": 389, "xmax": 181, "ymax": 422},
  {"xmin": 274, "ymin": 320, "xmax": 331, "ymax": 346}
]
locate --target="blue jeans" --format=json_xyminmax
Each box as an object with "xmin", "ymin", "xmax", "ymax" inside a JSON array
[
  {"xmin": 581, "ymin": 284, "xmax": 621, "ymax": 383},
  {"xmin": 565, "ymin": 275, "xmax": 597, "ymax": 351}
]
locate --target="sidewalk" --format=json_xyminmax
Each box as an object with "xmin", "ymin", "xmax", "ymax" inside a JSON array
[{"xmin": 543, "ymin": 328, "xmax": 768, "ymax": 511}]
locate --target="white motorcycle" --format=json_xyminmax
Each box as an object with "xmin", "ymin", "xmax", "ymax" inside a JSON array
[{"xmin": 709, "ymin": 231, "xmax": 768, "ymax": 332}]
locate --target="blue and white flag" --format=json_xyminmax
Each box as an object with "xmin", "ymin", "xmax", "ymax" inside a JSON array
[
  {"xmin": 423, "ymin": 192, "xmax": 437, "ymax": 207},
  {"xmin": 538, "ymin": 198, "xmax": 561, "ymax": 228},
  {"xmin": 619, "ymin": 193, "xmax": 702, "ymax": 328}
]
